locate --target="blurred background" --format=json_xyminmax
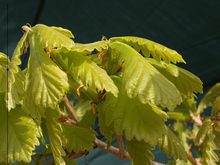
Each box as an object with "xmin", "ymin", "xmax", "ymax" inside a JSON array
[{"xmin": 1, "ymin": 0, "xmax": 220, "ymax": 164}]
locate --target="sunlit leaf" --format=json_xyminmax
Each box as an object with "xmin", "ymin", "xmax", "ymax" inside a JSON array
[
  {"xmin": 148, "ymin": 58, "xmax": 203, "ymax": 98},
  {"xmin": 0, "ymin": 94, "xmax": 40, "ymax": 163},
  {"xmin": 45, "ymin": 108, "xmax": 65, "ymax": 165},
  {"xmin": 0, "ymin": 52, "xmax": 8, "ymax": 93},
  {"xmin": 100, "ymin": 76, "xmax": 167, "ymax": 145},
  {"xmin": 31, "ymin": 24, "xmax": 75, "ymax": 49},
  {"xmin": 52, "ymin": 47, "xmax": 118, "ymax": 97},
  {"xmin": 110, "ymin": 36, "xmax": 185, "ymax": 64},
  {"xmin": 198, "ymin": 83, "xmax": 220, "ymax": 114},
  {"xmin": 7, "ymin": 32, "xmax": 28, "ymax": 110},
  {"xmin": 195, "ymin": 119, "xmax": 212, "ymax": 145},
  {"xmin": 72, "ymin": 41, "xmax": 108, "ymax": 54},
  {"xmin": 51, "ymin": 26, "xmax": 74, "ymax": 39},
  {"xmin": 23, "ymin": 36, "xmax": 69, "ymax": 119},
  {"xmin": 158, "ymin": 127, "xmax": 187, "ymax": 161},
  {"xmin": 203, "ymin": 132, "xmax": 219, "ymax": 165},
  {"xmin": 109, "ymin": 41, "xmax": 182, "ymax": 110}
]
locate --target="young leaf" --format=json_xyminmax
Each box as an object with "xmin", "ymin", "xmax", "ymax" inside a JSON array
[
  {"xmin": 45, "ymin": 108, "xmax": 66, "ymax": 165},
  {"xmin": 202, "ymin": 133, "xmax": 219, "ymax": 165},
  {"xmin": 72, "ymin": 41, "xmax": 108, "ymax": 54},
  {"xmin": 148, "ymin": 58, "xmax": 203, "ymax": 98},
  {"xmin": 23, "ymin": 37, "xmax": 69, "ymax": 116},
  {"xmin": 7, "ymin": 32, "xmax": 28, "ymax": 110},
  {"xmin": 100, "ymin": 76, "xmax": 167, "ymax": 146},
  {"xmin": 97, "ymin": 103, "xmax": 115, "ymax": 142},
  {"xmin": 31, "ymin": 24, "xmax": 75, "ymax": 49},
  {"xmin": 126, "ymin": 139, "xmax": 154, "ymax": 165},
  {"xmin": 158, "ymin": 127, "xmax": 187, "ymax": 161},
  {"xmin": 0, "ymin": 52, "xmax": 8, "ymax": 93},
  {"xmin": 7, "ymin": 70, "xmax": 25, "ymax": 109},
  {"xmin": 51, "ymin": 26, "xmax": 75, "ymax": 39},
  {"xmin": 63, "ymin": 125, "xmax": 96, "ymax": 152},
  {"xmin": 110, "ymin": 36, "xmax": 185, "ymax": 64},
  {"xmin": 109, "ymin": 41, "xmax": 182, "ymax": 110},
  {"xmin": 52, "ymin": 47, "xmax": 118, "ymax": 97},
  {"xmin": 0, "ymin": 94, "xmax": 40, "ymax": 163},
  {"xmin": 195, "ymin": 119, "xmax": 212, "ymax": 145},
  {"xmin": 8, "ymin": 32, "xmax": 28, "ymax": 86},
  {"xmin": 167, "ymin": 160, "xmax": 191, "ymax": 165},
  {"xmin": 198, "ymin": 83, "xmax": 220, "ymax": 114}
]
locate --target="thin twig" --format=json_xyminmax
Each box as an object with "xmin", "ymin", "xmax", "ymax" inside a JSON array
[
  {"xmin": 94, "ymin": 138, "xmax": 130, "ymax": 159},
  {"xmin": 63, "ymin": 95, "xmax": 80, "ymax": 122},
  {"xmin": 191, "ymin": 114, "xmax": 203, "ymax": 127},
  {"xmin": 187, "ymin": 152, "xmax": 199, "ymax": 165},
  {"xmin": 63, "ymin": 95, "xmax": 165, "ymax": 165},
  {"xmin": 116, "ymin": 135, "xmax": 126, "ymax": 159}
]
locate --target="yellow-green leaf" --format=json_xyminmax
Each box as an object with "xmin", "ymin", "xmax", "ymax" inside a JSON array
[
  {"xmin": 109, "ymin": 41, "xmax": 182, "ymax": 110},
  {"xmin": 126, "ymin": 139, "xmax": 154, "ymax": 165},
  {"xmin": 63, "ymin": 125, "xmax": 96, "ymax": 152},
  {"xmin": 0, "ymin": 94, "xmax": 40, "ymax": 163},
  {"xmin": 52, "ymin": 47, "xmax": 118, "ymax": 97},
  {"xmin": 45, "ymin": 108, "xmax": 65, "ymax": 165},
  {"xmin": 110, "ymin": 36, "xmax": 185, "ymax": 64}
]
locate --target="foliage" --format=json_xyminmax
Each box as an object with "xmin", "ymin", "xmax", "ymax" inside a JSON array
[{"xmin": 0, "ymin": 24, "xmax": 219, "ymax": 165}]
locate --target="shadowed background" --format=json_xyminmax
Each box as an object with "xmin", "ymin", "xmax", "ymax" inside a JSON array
[{"xmin": 1, "ymin": 0, "xmax": 220, "ymax": 164}]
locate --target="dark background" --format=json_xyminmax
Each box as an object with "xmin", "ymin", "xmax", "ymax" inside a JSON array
[{"xmin": 1, "ymin": 0, "xmax": 220, "ymax": 164}]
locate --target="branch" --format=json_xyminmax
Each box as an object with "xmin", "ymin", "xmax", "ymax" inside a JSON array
[
  {"xmin": 116, "ymin": 135, "xmax": 126, "ymax": 159},
  {"xmin": 190, "ymin": 114, "xmax": 202, "ymax": 126},
  {"xmin": 187, "ymin": 152, "xmax": 200, "ymax": 165},
  {"xmin": 63, "ymin": 95, "xmax": 165, "ymax": 165},
  {"xmin": 94, "ymin": 138, "xmax": 129, "ymax": 159},
  {"xmin": 63, "ymin": 95, "xmax": 80, "ymax": 122}
]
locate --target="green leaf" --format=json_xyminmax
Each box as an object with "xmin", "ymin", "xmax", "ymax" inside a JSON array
[
  {"xmin": 126, "ymin": 139, "xmax": 154, "ymax": 165},
  {"xmin": 31, "ymin": 24, "xmax": 75, "ymax": 49},
  {"xmin": 167, "ymin": 160, "xmax": 191, "ymax": 165},
  {"xmin": 45, "ymin": 108, "xmax": 65, "ymax": 165},
  {"xmin": 51, "ymin": 26, "xmax": 74, "ymax": 39},
  {"xmin": 0, "ymin": 94, "xmax": 40, "ymax": 163},
  {"xmin": 195, "ymin": 119, "xmax": 212, "ymax": 145},
  {"xmin": 0, "ymin": 52, "xmax": 8, "ymax": 66},
  {"xmin": 72, "ymin": 41, "xmax": 108, "ymax": 54},
  {"xmin": 148, "ymin": 58, "xmax": 203, "ymax": 98},
  {"xmin": 109, "ymin": 41, "xmax": 182, "ymax": 110},
  {"xmin": 213, "ymin": 96, "xmax": 220, "ymax": 115},
  {"xmin": 0, "ymin": 52, "xmax": 8, "ymax": 93},
  {"xmin": 158, "ymin": 127, "xmax": 187, "ymax": 161},
  {"xmin": 166, "ymin": 112, "xmax": 187, "ymax": 121},
  {"xmin": 198, "ymin": 83, "xmax": 220, "ymax": 114},
  {"xmin": 52, "ymin": 47, "xmax": 118, "ymax": 97},
  {"xmin": 97, "ymin": 103, "xmax": 115, "ymax": 142},
  {"xmin": 64, "ymin": 157, "xmax": 77, "ymax": 165},
  {"xmin": 100, "ymin": 76, "xmax": 167, "ymax": 145},
  {"xmin": 7, "ymin": 32, "xmax": 28, "ymax": 110},
  {"xmin": 8, "ymin": 70, "xmax": 25, "ymax": 109},
  {"xmin": 63, "ymin": 125, "xmax": 96, "ymax": 152},
  {"xmin": 174, "ymin": 97, "xmax": 197, "ymax": 117},
  {"xmin": 203, "ymin": 132, "xmax": 219, "ymax": 165},
  {"xmin": 110, "ymin": 36, "xmax": 186, "ymax": 64},
  {"xmin": 74, "ymin": 100, "xmax": 96, "ymax": 128},
  {"xmin": 23, "ymin": 36, "xmax": 69, "ymax": 118}
]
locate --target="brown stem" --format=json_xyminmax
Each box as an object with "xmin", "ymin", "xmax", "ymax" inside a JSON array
[
  {"xmin": 63, "ymin": 95, "xmax": 80, "ymax": 122},
  {"xmin": 116, "ymin": 135, "xmax": 126, "ymax": 159},
  {"xmin": 187, "ymin": 152, "xmax": 199, "ymax": 165},
  {"xmin": 94, "ymin": 138, "xmax": 129, "ymax": 160},
  {"xmin": 63, "ymin": 95, "xmax": 164, "ymax": 165},
  {"xmin": 191, "ymin": 114, "xmax": 202, "ymax": 127}
]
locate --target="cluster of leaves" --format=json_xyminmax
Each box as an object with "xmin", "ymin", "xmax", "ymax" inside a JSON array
[{"xmin": 0, "ymin": 24, "xmax": 218, "ymax": 165}]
